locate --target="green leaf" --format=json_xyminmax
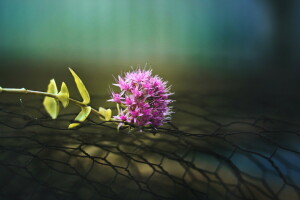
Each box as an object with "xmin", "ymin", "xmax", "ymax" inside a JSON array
[
  {"xmin": 57, "ymin": 82, "xmax": 69, "ymax": 108},
  {"xmin": 99, "ymin": 107, "xmax": 112, "ymax": 121},
  {"xmin": 68, "ymin": 106, "xmax": 91, "ymax": 129},
  {"xmin": 105, "ymin": 109, "xmax": 112, "ymax": 121},
  {"xmin": 0, "ymin": 86, "xmax": 2, "ymax": 93},
  {"xmin": 43, "ymin": 79, "xmax": 59, "ymax": 119},
  {"xmin": 68, "ymin": 68, "xmax": 90, "ymax": 105},
  {"xmin": 68, "ymin": 123, "xmax": 80, "ymax": 129}
]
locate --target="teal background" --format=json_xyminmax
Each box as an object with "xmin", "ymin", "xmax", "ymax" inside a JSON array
[
  {"xmin": 0, "ymin": 0, "xmax": 299, "ymax": 105},
  {"xmin": 1, "ymin": 0, "xmax": 296, "ymax": 70},
  {"xmin": 0, "ymin": 0, "xmax": 299, "ymax": 96}
]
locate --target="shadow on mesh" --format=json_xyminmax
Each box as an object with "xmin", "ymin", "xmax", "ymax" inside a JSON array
[{"xmin": 0, "ymin": 94, "xmax": 299, "ymax": 200}]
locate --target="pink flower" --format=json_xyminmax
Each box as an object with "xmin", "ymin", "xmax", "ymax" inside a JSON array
[
  {"xmin": 107, "ymin": 92, "xmax": 124, "ymax": 104},
  {"xmin": 108, "ymin": 68, "xmax": 174, "ymax": 128}
]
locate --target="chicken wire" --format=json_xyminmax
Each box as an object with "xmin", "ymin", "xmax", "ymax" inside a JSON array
[{"xmin": 0, "ymin": 93, "xmax": 299, "ymax": 200}]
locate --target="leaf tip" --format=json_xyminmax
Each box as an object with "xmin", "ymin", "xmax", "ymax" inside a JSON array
[
  {"xmin": 68, "ymin": 67, "xmax": 75, "ymax": 75},
  {"xmin": 68, "ymin": 123, "xmax": 80, "ymax": 129},
  {"xmin": 69, "ymin": 67, "xmax": 90, "ymax": 105}
]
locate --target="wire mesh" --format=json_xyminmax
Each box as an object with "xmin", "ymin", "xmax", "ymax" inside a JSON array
[{"xmin": 0, "ymin": 93, "xmax": 299, "ymax": 200}]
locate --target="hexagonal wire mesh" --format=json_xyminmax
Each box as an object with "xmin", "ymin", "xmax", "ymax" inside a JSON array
[{"xmin": 0, "ymin": 93, "xmax": 299, "ymax": 200}]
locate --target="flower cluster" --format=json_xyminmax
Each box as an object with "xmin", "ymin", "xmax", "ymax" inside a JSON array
[{"xmin": 108, "ymin": 69, "xmax": 173, "ymax": 128}]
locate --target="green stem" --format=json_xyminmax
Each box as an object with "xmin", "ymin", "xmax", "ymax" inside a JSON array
[
  {"xmin": 1, "ymin": 87, "xmax": 104, "ymax": 118},
  {"xmin": 1, "ymin": 88, "xmax": 57, "ymax": 98}
]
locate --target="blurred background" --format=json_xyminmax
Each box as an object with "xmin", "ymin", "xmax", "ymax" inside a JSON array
[{"xmin": 0, "ymin": 0, "xmax": 299, "ymax": 97}]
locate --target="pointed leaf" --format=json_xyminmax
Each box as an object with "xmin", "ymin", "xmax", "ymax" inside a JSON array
[
  {"xmin": 43, "ymin": 79, "xmax": 59, "ymax": 119},
  {"xmin": 69, "ymin": 68, "xmax": 90, "ymax": 104},
  {"xmin": 68, "ymin": 122, "xmax": 80, "ymax": 129},
  {"xmin": 74, "ymin": 106, "xmax": 91, "ymax": 122},
  {"xmin": 57, "ymin": 82, "xmax": 69, "ymax": 108},
  {"xmin": 68, "ymin": 106, "xmax": 91, "ymax": 129},
  {"xmin": 99, "ymin": 107, "xmax": 112, "ymax": 121}
]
